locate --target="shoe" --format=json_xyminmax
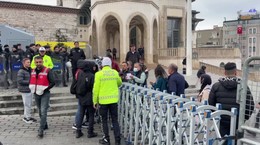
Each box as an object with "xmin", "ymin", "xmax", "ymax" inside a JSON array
[
  {"xmin": 37, "ymin": 130, "xmax": 44, "ymax": 138},
  {"xmin": 72, "ymin": 124, "xmax": 77, "ymax": 130},
  {"xmin": 115, "ymin": 141, "xmax": 120, "ymax": 145},
  {"xmin": 76, "ymin": 130, "xmax": 84, "ymax": 138},
  {"xmin": 82, "ymin": 122, "xmax": 88, "ymax": 129},
  {"xmin": 87, "ymin": 132, "xmax": 98, "ymax": 138},
  {"xmin": 44, "ymin": 123, "xmax": 48, "ymax": 130},
  {"xmin": 99, "ymin": 137, "xmax": 110, "ymax": 145},
  {"xmin": 63, "ymin": 84, "xmax": 68, "ymax": 87},
  {"xmin": 29, "ymin": 117, "xmax": 37, "ymax": 123},
  {"xmin": 23, "ymin": 117, "xmax": 33, "ymax": 124}
]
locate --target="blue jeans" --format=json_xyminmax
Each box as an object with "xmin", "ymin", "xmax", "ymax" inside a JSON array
[
  {"xmin": 34, "ymin": 91, "xmax": 50, "ymax": 131},
  {"xmin": 75, "ymin": 100, "xmax": 88, "ymax": 124}
]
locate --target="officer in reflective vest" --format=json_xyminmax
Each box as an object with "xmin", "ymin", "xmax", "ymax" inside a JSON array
[
  {"xmin": 29, "ymin": 56, "xmax": 55, "ymax": 138},
  {"xmin": 93, "ymin": 57, "xmax": 122, "ymax": 145},
  {"xmin": 31, "ymin": 47, "xmax": 54, "ymax": 69}
]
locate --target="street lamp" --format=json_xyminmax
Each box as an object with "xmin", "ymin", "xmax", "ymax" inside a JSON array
[{"xmin": 186, "ymin": 0, "xmax": 192, "ymax": 76}]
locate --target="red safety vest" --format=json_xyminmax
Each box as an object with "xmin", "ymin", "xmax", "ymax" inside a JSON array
[{"xmin": 29, "ymin": 67, "xmax": 50, "ymax": 95}]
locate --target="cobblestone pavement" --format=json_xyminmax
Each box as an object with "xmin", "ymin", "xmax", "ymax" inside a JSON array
[{"xmin": 0, "ymin": 115, "xmax": 119, "ymax": 145}]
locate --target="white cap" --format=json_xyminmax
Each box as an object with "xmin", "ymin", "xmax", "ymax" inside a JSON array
[
  {"xmin": 102, "ymin": 57, "xmax": 112, "ymax": 67},
  {"xmin": 39, "ymin": 47, "xmax": 46, "ymax": 51}
]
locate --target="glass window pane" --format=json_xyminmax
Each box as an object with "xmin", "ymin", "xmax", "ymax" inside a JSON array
[{"xmin": 167, "ymin": 18, "xmax": 181, "ymax": 48}]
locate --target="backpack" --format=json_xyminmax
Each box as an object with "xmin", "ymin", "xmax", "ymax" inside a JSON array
[
  {"xmin": 70, "ymin": 69, "xmax": 81, "ymax": 95},
  {"xmin": 76, "ymin": 71, "xmax": 93, "ymax": 96}
]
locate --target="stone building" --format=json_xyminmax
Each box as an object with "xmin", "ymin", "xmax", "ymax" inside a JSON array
[
  {"xmin": 223, "ymin": 9, "xmax": 260, "ymax": 63},
  {"xmin": 0, "ymin": 0, "xmax": 202, "ymax": 64},
  {"xmin": 0, "ymin": 1, "xmax": 88, "ymax": 42},
  {"xmin": 196, "ymin": 25, "xmax": 223, "ymax": 48}
]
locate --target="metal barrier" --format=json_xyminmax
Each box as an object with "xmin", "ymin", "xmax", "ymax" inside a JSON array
[
  {"xmin": 238, "ymin": 56, "xmax": 260, "ymax": 145},
  {"xmin": 52, "ymin": 57, "xmax": 64, "ymax": 87},
  {"xmin": 119, "ymin": 83, "xmax": 238, "ymax": 145}
]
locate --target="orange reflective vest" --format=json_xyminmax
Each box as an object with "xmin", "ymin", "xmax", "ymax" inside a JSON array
[{"xmin": 29, "ymin": 67, "xmax": 50, "ymax": 95}]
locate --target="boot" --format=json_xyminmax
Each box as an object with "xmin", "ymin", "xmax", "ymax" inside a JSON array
[{"xmin": 76, "ymin": 130, "xmax": 84, "ymax": 138}]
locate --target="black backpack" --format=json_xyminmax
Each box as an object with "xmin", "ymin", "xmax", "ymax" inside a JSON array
[{"xmin": 76, "ymin": 71, "xmax": 93, "ymax": 96}]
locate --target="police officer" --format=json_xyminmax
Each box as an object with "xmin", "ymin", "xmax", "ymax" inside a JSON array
[
  {"xmin": 31, "ymin": 47, "xmax": 53, "ymax": 69},
  {"xmin": 93, "ymin": 57, "xmax": 122, "ymax": 145},
  {"xmin": 69, "ymin": 41, "xmax": 86, "ymax": 80},
  {"xmin": 10, "ymin": 45, "xmax": 23, "ymax": 88},
  {"xmin": 52, "ymin": 46, "xmax": 65, "ymax": 87},
  {"xmin": 60, "ymin": 47, "xmax": 69, "ymax": 86}
]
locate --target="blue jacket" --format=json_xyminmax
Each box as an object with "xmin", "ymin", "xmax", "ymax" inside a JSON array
[
  {"xmin": 153, "ymin": 77, "xmax": 168, "ymax": 92},
  {"xmin": 167, "ymin": 72, "xmax": 186, "ymax": 96}
]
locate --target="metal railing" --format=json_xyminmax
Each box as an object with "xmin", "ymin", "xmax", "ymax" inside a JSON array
[
  {"xmin": 119, "ymin": 83, "xmax": 238, "ymax": 145},
  {"xmin": 237, "ymin": 56, "xmax": 260, "ymax": 145}
]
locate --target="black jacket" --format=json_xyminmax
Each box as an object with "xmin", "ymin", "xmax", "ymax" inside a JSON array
[
  {"xmin": 209, "ymin": 77, "xmax": 255, "ymax": 126},
  {"xmin": 69, "ymin": 48, "xmax": 86, "ymax": 69},
  {"xmin": 76, "ymin": 60, "xmax": 95, "ymax": 106},
  {"xmin": 125, "ymin": 51, "xmax": 140, "ymax": 64},
  {"xmin": 24, "ymin": 48, "xmax": 35, "ymax": 61},
  {"xmin": 17, "ymin": 67, "xmax": 31, "ymax": 93},
  {"xmin": 197, "ymin": 68, "xmax": 205, "ymax": 78}
]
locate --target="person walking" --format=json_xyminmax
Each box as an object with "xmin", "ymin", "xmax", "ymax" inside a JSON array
[
  {"xmin": 29, "ymin": 56, "xmax": 55, "ymax": 138},
  {"xmin": 197, "ymin": 74, "xmax": 212, "ymax": 102},
  {"xmin": 31, "ymin": 47, "xmax": 53, "ymax": 69},
  {"xmin": 196, "ymin": 65, "xmax": 206, "ymax": 87},
  {"xmin": 150, "ymin": 64, "xmax": 168, "ymax": 92},
  {"xmin": 209, "ymin": 62, "xmax": 255, "ymax": 141},
  {"xmin": 74, "ymin": 60, "xmax": 98, "ymax": 138},
  {"xmin": 93, "ymin": 57, "xmax": 122, "ymax": 145},
  {"xmin": 69, "ymin": 41, "xmax": 86, "ymax": 80},
  {"xmin": 17, "ymin": 58, "xmax": 37, "ymax": 123},
  {"xmin": 167, "ymin": 64, "xmax": 187, "ymax": 96}
]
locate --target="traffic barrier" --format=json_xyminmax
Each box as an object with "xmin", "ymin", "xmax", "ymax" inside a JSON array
[{"xmin": 119, "ymin": 83, "xmax": 238, "ymax": 145}]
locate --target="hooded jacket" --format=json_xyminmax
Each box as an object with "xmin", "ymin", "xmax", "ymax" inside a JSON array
[
  {"xmin": 76, "ymin": 60, "xmax": 95, "ymax": 106},
  {"xmin": 209, "ymin": 77, "xmax": 255, "ymax": 126}
]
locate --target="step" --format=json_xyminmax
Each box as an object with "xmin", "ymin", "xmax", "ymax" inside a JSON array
[
  {"xmin": 0, "ymin": 96, "xmax": 77, "ymax": 108},
  {"xmin": 48, "ymin": 109, "xmax": 77, "ymax": 116},
  {"xmin": 185, "ymin": 88, "xmax": 199, "ymax": 94},
  {"xmin": 0, "ymin": 93, "xmax": 72, "ymax": 101},
  {"xmin": 0, "ymin": 102, "xmax": 78, "ymax": 115}
]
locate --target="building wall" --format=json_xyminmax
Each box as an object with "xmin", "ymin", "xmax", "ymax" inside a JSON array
[
  {"xmin": 196, "ymin": 26, "xmax": 223, "ymax": 48},
  {"xmin": 0, "ymin": 6, "xmax": 87, "ymax": 42},
  {"xmin": 223, "ymin": 19, "xmax": 260, "ymax": 62}
]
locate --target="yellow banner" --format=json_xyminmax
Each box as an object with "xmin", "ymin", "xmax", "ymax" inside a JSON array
[{"xmin": 35, "ymin": 41, "xmax": 87, "ymax": 50}]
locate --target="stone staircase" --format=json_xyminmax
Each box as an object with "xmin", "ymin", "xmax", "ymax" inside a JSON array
[
  {"xmin": 0, "ymin": 68, "xmax": 202, "ymax": 116},
  {"xmin": 0, "ymin": 87, "xmax": 78, "ymax": 116}
]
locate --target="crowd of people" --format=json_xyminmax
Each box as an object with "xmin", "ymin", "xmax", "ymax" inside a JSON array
[{"xmin": 1, "ymin": 41, "xmax": 258, "ymax": 144}]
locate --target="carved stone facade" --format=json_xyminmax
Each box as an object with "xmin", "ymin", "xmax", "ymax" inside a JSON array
[{"xmin": 0, "ymin": 2, "xmax": 88, "ymax": 42}]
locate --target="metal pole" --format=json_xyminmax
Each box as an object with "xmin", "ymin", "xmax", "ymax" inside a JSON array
[{"xmin": 186, "ymin": 0, "xmax": 192, "ymax": 76}]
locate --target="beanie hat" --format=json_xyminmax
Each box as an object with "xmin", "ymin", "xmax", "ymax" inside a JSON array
[
  {"xmin": 224, "ymin": 62, "xmax": 236, "ymax": 70},
  {"xmin": 102, "ymin": 57, "xmax": 112, "ymax": 67}
]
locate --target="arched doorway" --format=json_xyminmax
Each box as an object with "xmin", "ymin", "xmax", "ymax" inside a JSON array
[
  {"xmin": 153, "ymin": 19, "xmax": 158, "ymax": 63},
  {"xmin": 128, "ymin": 15, "xmax": 147, "ymax": 61},
  {"xmin": 91, "ymin": 20, "xmax": 98, "ymax": 56},
  {"xmin": 101, "ymin": 15, "xmax": 120, "ymax": 59}
]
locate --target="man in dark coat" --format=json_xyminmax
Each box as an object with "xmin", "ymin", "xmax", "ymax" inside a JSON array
[
  {"xmin": 125, "ymin": 44, "xmax": 140, "ymax": 67},
  {"xmin": 167, "ymin": 63, "xmax": 186, "ymax": 96},
  {"xmin": 69, "ymin": 41, "xmax": 86, "ymax": 79},
  {"xmin": 209, "ymin": 62, "xmax": 255, "ymax": 139}
]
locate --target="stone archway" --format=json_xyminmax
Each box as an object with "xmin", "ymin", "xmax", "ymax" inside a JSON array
[
  {"xmin": 128, "ymin": 15, "xmax": 148, "ymax": 61},
  {"xmin": 101, "ymin": 15, "xmax": 121, "ymax": 58},
  {"xmin": 153, "ymin": 19, "xmax": 158, "ymax": 63},
  {"xmin": 91, "ymin": 20, "xmax": 98, "ymax": 56}
]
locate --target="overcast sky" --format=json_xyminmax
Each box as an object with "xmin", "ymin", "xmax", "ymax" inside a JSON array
[
  {"xmin": 1, "ymin": 0, "xmax": 260, "ymax": 30},
  {"xmin": 193, "ymin": 0, "xmax": 260, "ymax": 30}
]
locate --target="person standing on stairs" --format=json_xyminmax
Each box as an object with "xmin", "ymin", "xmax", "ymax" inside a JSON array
[{"xmin": 17, "ymin": 58, "xmax": 37, "ymax": 123}]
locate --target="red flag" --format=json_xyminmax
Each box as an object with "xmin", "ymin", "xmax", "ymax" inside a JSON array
[{"xmin": 237, "ymin": 25, "xmax": 243, "ymax": 34}]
